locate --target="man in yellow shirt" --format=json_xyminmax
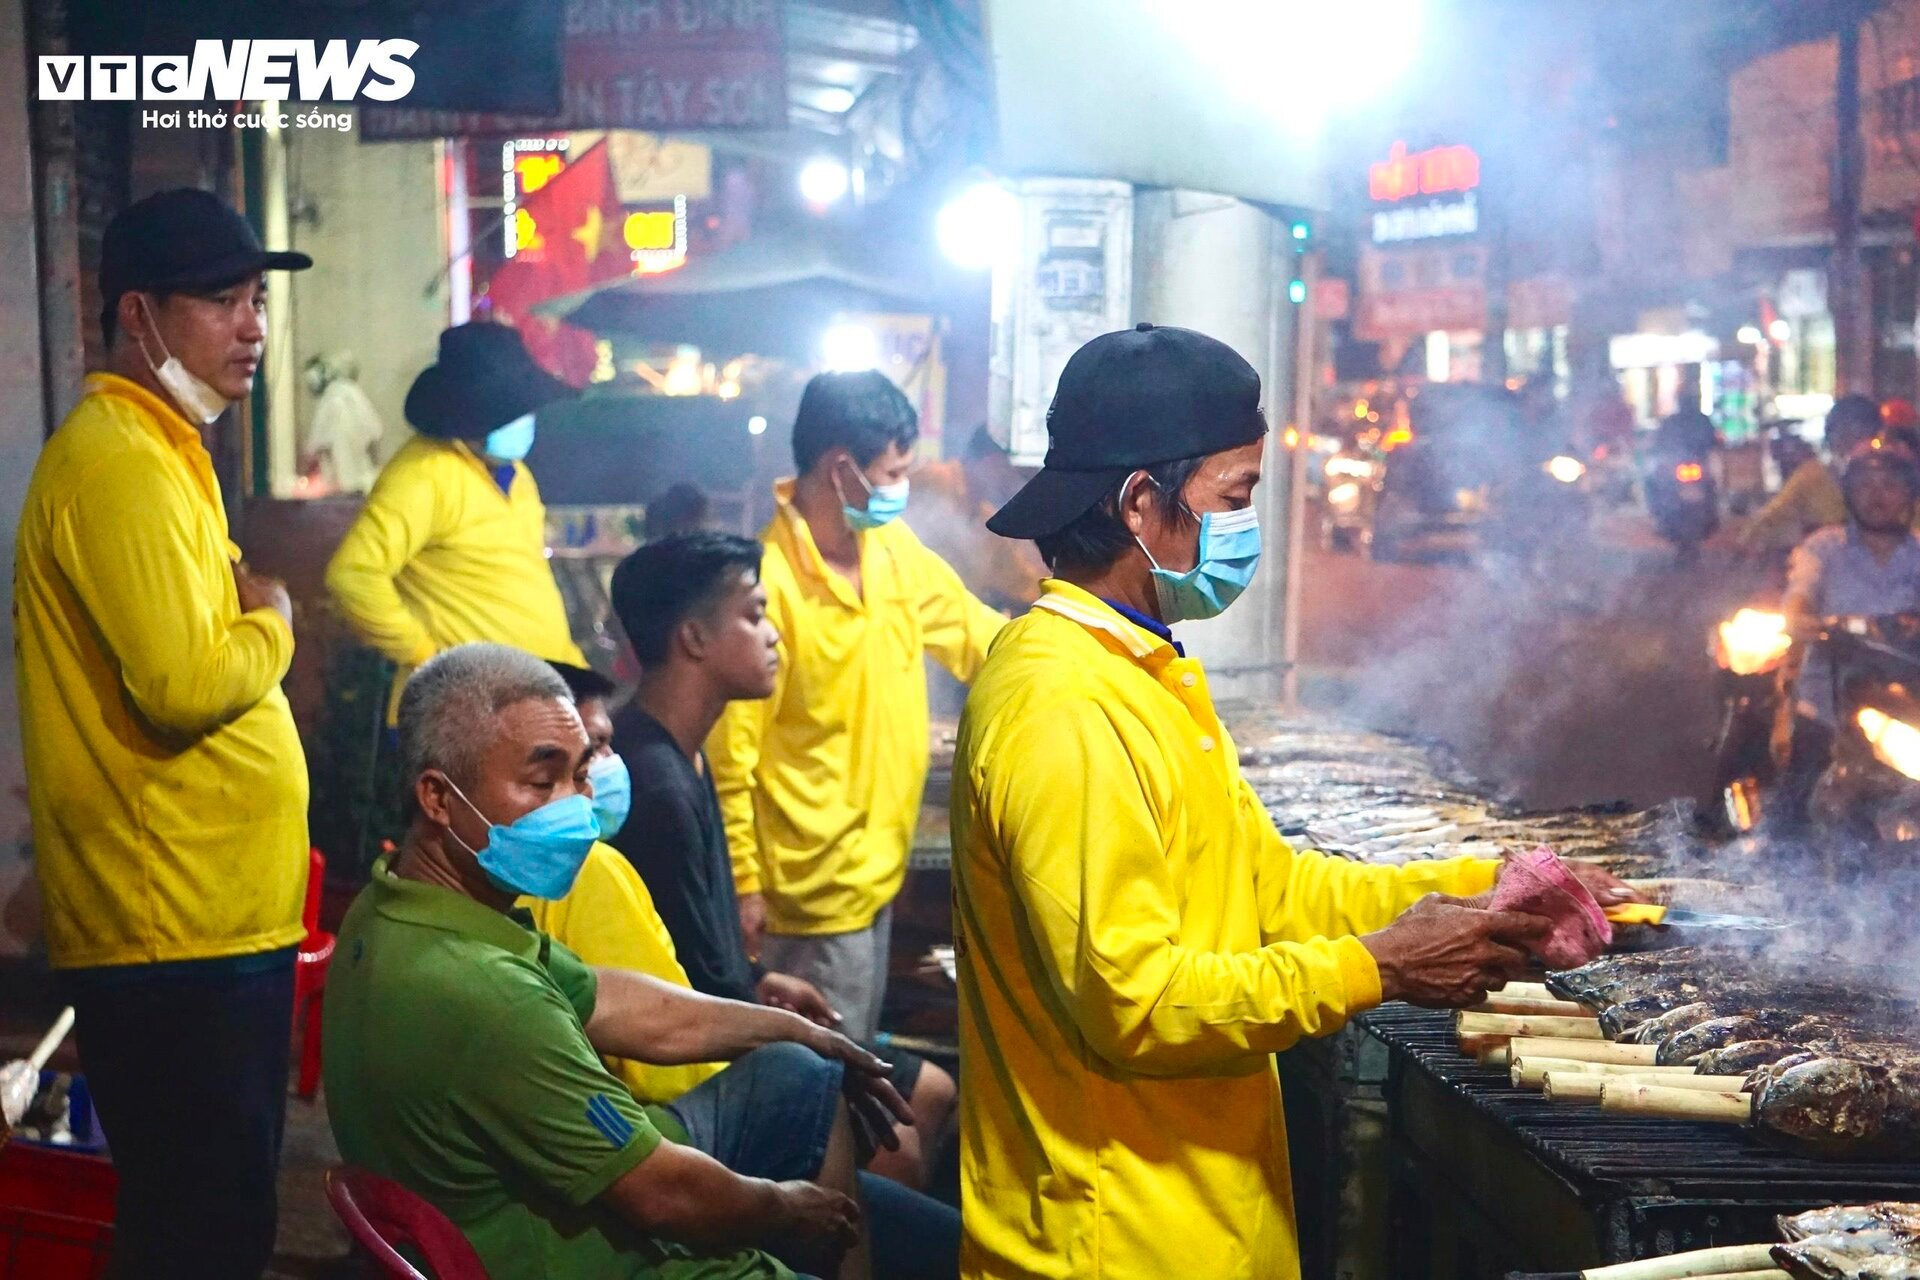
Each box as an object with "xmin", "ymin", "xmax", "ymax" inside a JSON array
[
  {"xmin": 710, "ymin": 372, "xmax": 1005, "ymax": 1042},
  {"xmin": 907, "ymin": 426, "xmax": 1047, "ymax": 611},
  {"xmin": 326, "ymin": 321, "xmax": 587, "ymax": 713},
  {"xmin": 953, "ymin": 324, "xmax": 1616, "ymax": 1280},
  {"xmin": 14, "ymin": 188, "xmax": 313, "ymax": 1279},
  {"xmin": 1739, "ymin": 394, "xmax": 1879, "ymax": 553}
]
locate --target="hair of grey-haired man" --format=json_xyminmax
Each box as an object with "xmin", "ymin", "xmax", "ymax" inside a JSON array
[{"xmin": 396, "ymin": 643, "xmax": 573, "ymax": 812}]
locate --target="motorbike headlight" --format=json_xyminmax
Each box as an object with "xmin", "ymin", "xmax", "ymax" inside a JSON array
[
  {"xmin": 1545, "ymin": 455, "xmax": 1586, "ymax": 484},
  {"xmin": 1714, "ymin": 608, "xmax": 1791, "ymax": 676},
  {"xmin": 1859, "ymin": 707, "xmax": 1920, "ymax": 782},
  {"xmin": 1327, "ymin": 482, "xmax": 1362, "ymax": 510}
]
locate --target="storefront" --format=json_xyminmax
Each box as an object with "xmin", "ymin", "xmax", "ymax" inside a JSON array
[{"xmin": 1351, "ymin": 138, "xmax": 1575, "ymax": 391}]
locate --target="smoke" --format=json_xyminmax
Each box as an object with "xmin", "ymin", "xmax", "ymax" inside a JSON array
[{"xmin": 1303, "ymin": 537, "xmax": 1722, "ymax": 812}]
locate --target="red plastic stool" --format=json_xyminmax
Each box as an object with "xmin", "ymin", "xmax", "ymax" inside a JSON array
[
  {"xmin": 294, "ymin": 848, "xmax": 336, "ymax": 1098},
  {"xmin": 325, "ymin": 1167, "xmax": 490, "ymax": 1280}
]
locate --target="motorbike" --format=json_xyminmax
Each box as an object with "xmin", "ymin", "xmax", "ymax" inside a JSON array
[
  {"xmin": 1707, "ymin": 605, "xmax": 1792, "ymax": 834},
  {"xmin": 1805, "ymin": 612, "xmax": 1920, "ymax": 860},
  {"xmin": 1643, "ymin": 450, "xmax": 1720, "ymax": 564}
]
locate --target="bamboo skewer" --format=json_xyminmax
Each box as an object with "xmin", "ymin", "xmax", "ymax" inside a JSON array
[
  {"xmin": 1477, "ymin": 1044, "xmax": 1512, "ymax": 1069},
  {"xmin": 1494, "ymin": 981, "xmax": 1557, "ymax": 1001},
  {"xmin": 1579, "ymin": 1244, "xmax": 1780, "ymax": 1280},
  {"xmin": 1544, "ymin": 1073, "xmax": 1749, "ymax": 1104},
  {"xmin": 1456, "ymin": 1011, "xmax": 1603, "ymax": 1040},
  {"xmin": 1685, "ymin": 1271, "xmax": 1787, "ymax": 1280},
  {"xmin": 1511, "ymin": 1057, "xmax": 1698, "ymax": 1088},
  {"xmin": 1598, "ymin": 1082, "xmax": 1753, "ymax": 1123},
  {"xmin": 1507, "ymin": 1036, "xmax": 1658, "ymax": 1065}
]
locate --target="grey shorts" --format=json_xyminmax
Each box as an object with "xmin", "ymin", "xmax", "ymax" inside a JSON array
[{"xmin": 760, "ymin": 905, "xmax": 892, "ymax": 1043}]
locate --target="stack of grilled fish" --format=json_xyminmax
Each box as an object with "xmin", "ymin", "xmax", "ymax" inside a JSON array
[
  {"xmin": 1775, "ymin": 1202, "xmax": 1920, "ymax": 1279},
  {"xmin": 1232, "ymin": 714, "xmax": 1682, "ymax": 876},
  {"xmin": 1551, "ymin": 951, "xmax": 1920, "ymax": 1160}
]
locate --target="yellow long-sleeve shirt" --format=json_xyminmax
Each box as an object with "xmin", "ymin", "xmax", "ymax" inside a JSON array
[
  {"xmin": 708, "ymin": 480, "xmax": 1006, "ymax": 936},
  {"xmin": 525, "ymin": 843, "xmax": 726, "ymax": 1105},
  {"xmin": 1738, "ymin": 459, "xmax": 1847, "ymax": 552},
  {"xmin": 325, "ymin": 435, "xmax": 585, "ymax": 696},
  {"xmin": 951, "ymin": 581, "xmax": 1499, "ymax": 1280},
  {"xmin": 15, "ymin": 374, "xmax": 309, "ymax": 969}
]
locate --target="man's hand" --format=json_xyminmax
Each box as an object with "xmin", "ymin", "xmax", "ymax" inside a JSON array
[
  {"xmin": 1360, "ymin": 896, "xmax": 1553, "ymax": 1008},
  {"xmin": 738, "ymin": 892, "xmax": 767, "ymax": 959},
  {"xmin": 1566, "ymin": 862, "xmax": 1640, "ymax": 908},
  {"xmin": 757, "ymin": 972, "xmax": 841, "ymax": 1028},
  {"xmin": 234, "ymin": 563, "xmax": 293, "ymax": 628},
  {"xmin": 768, "ymin": 1179, "xmax": 860, "ymax": 1260},
  {"xmin": 796, "ymin": 1026, "xmax": 913, "ymax": 1162}
]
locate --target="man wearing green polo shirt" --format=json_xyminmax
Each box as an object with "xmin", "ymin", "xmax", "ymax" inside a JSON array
[{"xmin": 325, "ymin": 644, "xmax": 910, "ymax": 1280}]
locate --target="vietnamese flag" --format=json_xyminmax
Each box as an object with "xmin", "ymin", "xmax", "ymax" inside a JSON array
[
  {"xmin": 521, "ymin": 140, "xmax": 630, "ymax": 295},
  {"xmin": 485, "ymin": 261, "xmax": 600, "ymax": 386},
  {"xmin": 484, "ymin": 139, "xmax": 628, "ymax": 383}
]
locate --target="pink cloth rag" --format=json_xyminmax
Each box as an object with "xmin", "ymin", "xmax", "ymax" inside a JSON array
[{"xmin": 1487, "ymin": 847, "xmax": 1613, "ymax": 969}]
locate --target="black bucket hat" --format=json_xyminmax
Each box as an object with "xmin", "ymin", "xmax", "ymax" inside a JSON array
[
  {"xmin": 987, "ymin": 323, "xmax": 1265, "ymax": 540},
  {"xmin": 404, "ymin": 322, "xmax": 577, "ymax": 440}
]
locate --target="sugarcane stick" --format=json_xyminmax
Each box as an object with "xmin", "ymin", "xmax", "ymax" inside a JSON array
[
  {"xmin": 1579, "ymin": 1243, "xmax": 1780, "ymax": 1280},
  {"xmin": 1598, "ymin": 1082, "xmax": 1753, "ymax": 1123},
  {"xmin": 1511, "ymin": 1057, "xmax": 1698, "ymax": 1088},
  {"xmin": 1510, "ymin": 1036, "xmax": 1659, "ymax": 1065},
  {"xmin": 1545, "ymin": 1073, "xmax": 1749, "ymax": 1104},
  {"xmin": 1456, "ymin": 1011, "xmax": 1601, "ymax": 1040},
  {"xmin": 1471, "ymin": 994, "xmax": 1590, "ymax": 1017}
]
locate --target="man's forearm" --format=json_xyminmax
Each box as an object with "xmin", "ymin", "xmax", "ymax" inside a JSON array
[
  {"xmin": 605, "ymin": 1140, "xmax": 792, "ymax": 1249},
  {"xmin": 586, "ymin": 967, "xmax": 816, "ymax": 1065}
]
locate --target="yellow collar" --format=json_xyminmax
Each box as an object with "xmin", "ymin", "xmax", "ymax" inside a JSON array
[
  {"xmin": 85, "ymin": 372, "xmax": 240, "ymax": 559},
  {"xmin": 1032, "ymin": 580, "xmax": 1175, "ymax": 662},
  {"xmin": 87, "ymin": 372, "xmax": 201, "ymax": 448}
]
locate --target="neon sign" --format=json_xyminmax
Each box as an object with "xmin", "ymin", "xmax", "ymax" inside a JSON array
[{"xmin": 1369, "ymin": 141, "xmax": 1481, "ymax": 203}]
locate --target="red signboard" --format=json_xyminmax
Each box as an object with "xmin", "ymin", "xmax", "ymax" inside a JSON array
[
  {"xmin": 1368, "ymin": 141, "xmax": 1481, "ymax": 203},
  {"xmin": 1354, "ymin": 287, "xmax": 1487, "ymax": 342},
  {"xmin": 362, "ymin": 0, "xmax": 787, "ymax": 139}
]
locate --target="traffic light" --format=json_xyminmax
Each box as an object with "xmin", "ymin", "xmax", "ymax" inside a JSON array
[
  {"xmin": 1290, "ymin": 219, "xmax": 1311, "ymax": 243},
  {"xmin": 1287, "ymin": 216, "xmax": 1310, "ymax": 305}
]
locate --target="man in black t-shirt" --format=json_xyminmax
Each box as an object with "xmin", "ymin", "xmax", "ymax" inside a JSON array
[{"xmin": 606, "ymin": 534, "xmax": 956, "ymax": 1192}]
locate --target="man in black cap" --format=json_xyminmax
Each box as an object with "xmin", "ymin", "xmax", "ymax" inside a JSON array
[
  {"xmin": 14, "ymin": 187, "xmax": 313, "ymax": 1278},
  {"xmin": 326, "ymin": 321, "xmax": 589, "ymax": 720},
  {"xmin": 948, "ymin": 324, "xmax": 1625, "ymax": 1280}
]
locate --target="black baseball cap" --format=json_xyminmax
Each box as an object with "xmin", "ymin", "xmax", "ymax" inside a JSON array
[
  {"xmin": 987, "ymin": 323, "xmax": 1265, "ymax": 540},
  {"xmin": 100, "ymin": 188, "xmax": 312, "ymax": 316}
]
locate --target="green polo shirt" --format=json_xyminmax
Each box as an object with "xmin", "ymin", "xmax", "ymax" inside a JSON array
[{"xmin": 323, "ymin": 856, "xmax": 791, "ymax": 1280}]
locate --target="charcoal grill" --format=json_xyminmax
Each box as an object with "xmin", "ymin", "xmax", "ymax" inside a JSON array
[{"xmin": 1358, "ymin": 1004, "xmax": 1920, "ymax": 1278}]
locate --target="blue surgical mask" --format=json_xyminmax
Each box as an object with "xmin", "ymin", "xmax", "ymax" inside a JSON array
[
  {"xmin": 841, "ymin": 465, "xmax": 910, "ymax": 531},
  {"xmin": 484, "ymin": 412, "xmax": 537, "ymax": 462},
  {"xmin": 1131, "ymin": 482, "xmax": 1263, "ymax": 623},
  {"xmin": 446, "ymin": 781, "xmax": 600, "ymax": 899},
  {"xmin": 587, "ymin": 753, "xmax": 632, "ymax": 839}
]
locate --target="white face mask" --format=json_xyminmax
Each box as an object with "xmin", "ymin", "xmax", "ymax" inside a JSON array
[{"xmin": 134, "ymin": 295, "xmax": 231, "ymax": 425}]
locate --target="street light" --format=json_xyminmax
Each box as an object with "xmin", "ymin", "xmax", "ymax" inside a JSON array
[
  {"xmin": 937, "ymin": 181, "xmax": 1019, "ymax": 271},
  {"xmin": 799, "ymin": 157, "xmax": 851, "ymax": 209},
  {"xmin": 1149, "ymin": 0, "xmax": 1424, "ymax": 127}
]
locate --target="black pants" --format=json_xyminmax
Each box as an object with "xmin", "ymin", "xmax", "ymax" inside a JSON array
[{"xmin": 64, "ymin": 953, "xmax": 295, "ymax": 1280}]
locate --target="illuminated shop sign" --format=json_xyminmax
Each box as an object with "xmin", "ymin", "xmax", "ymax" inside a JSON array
[{"xmin": 1368, "ymin": 140, "xmax": 1481, "ymax": 245}]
